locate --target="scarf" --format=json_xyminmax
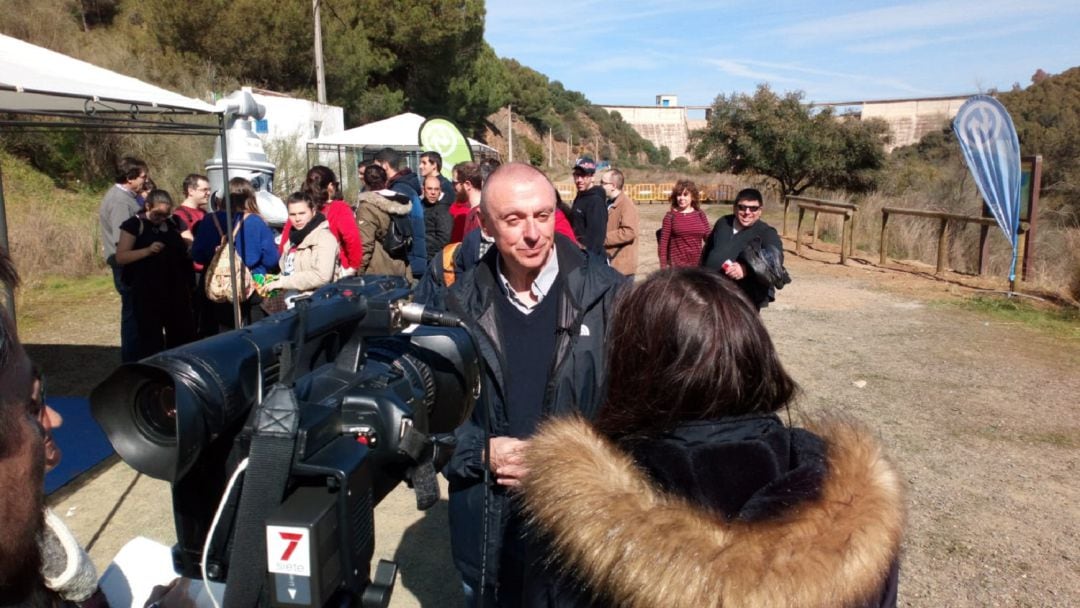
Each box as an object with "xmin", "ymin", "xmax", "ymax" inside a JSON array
[{"xmin": 288, "ymin": 212, "xmax": 327, "ymax": 247}]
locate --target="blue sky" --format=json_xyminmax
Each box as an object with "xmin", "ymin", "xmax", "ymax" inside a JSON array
[{"xmin": 484, "ymin": 0, "xmax": 1080, "ymax": 107}]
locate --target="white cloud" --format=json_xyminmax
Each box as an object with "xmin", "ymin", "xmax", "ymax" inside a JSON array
[
  {"xmin": 703, "ymin": 59, "xmax": 804, "ymax": 84},
  {"xmin": 776, "ymin": 0, "xmax": 1066, "ymax": 44}
]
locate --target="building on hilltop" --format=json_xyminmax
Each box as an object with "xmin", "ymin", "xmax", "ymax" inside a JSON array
[
  {"xmin": 812, "ymin": 94, "xmax": 972, "ymax": 152},
  {"xmin": 604, "ymin": 93, "xmax": 975, "ymax": 158}
]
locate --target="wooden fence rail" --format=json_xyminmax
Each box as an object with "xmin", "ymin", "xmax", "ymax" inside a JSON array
[
  {"xmin": 879, "ymin": 207, "xmax": 1004, "ymax": 274},
  {"xmin": 794, "ymin": 202, "xmax": 855, "ymax": 264}
]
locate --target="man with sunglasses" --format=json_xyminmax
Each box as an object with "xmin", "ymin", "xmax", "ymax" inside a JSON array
[{"xmin": 701, "ymin": 188, "xmax": 785, "ymax": 310}]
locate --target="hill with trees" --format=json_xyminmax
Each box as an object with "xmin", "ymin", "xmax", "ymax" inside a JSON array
[{"xmin": 0, "ymin": 0, "xmax": 660, "ymax": 184}]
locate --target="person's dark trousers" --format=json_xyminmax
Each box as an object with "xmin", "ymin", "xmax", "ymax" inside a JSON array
[
  {"xmin": 192, "ymin": 272, "xmax": 217, "ymax": 339},
  {"xmin": 110, "ymin": 263, "xmax": 138, "ymax": 363},
  {"xmin": 132, "ymin": 290, "xmax": 196, "ymax": 360},
  {"xmin": 461, "ymin": 551, "xmax": 524, "ymax": 608}
]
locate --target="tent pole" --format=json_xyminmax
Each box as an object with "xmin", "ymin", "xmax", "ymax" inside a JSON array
[
  {"xmin": 218, "ymin": 114, "xmax": 242, "ymax": 328},
  {"xmin": 0, "ymin": 164, "xmax": 15, "ymax": 320}
]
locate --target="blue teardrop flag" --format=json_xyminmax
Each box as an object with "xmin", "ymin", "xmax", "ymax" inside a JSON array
[{"xmin": 952, "ymin": 95, "xmax": 1022, "ymax": 282}]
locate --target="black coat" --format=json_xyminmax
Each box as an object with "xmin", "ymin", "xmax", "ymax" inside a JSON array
[
  {"xmin": 570, "ymin": 186, "xmax": 608, "ymax": 256},
  {"xmin": 422, "ymin": 197, "xmax": 453, "ymax": 259},
  {"xmin": 439, "ymin": 234, "xmax": 627, "ymax": 586},
  {"xmin": 701, "ymin": 214, "xmax": 784, "ymax": 309},
  {"xmin": 520, "ymin": 414, "xmax": 905, "ymax": 608}
]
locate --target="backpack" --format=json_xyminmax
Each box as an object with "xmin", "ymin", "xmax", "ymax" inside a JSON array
[
  {"xmin": 382, "ymin": 212, "xmax": 414, "ymax": 262},
  {"xmin": 204, "ymin": 213, "xmax": 255, "ymax": 303}
]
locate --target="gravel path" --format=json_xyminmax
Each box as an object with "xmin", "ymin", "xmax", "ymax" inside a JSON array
[{"xmin": 29, "ymin": 204, "xmax": 1080, "ymax": 606}]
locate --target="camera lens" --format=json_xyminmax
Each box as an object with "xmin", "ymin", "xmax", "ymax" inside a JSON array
[{"xmin": 134, "ymin": 381, "xmax": 178, "ymax": 444}]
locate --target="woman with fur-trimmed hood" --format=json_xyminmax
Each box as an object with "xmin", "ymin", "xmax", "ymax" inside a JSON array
[
  {"xmin": 519, "ymin": 268, "xmax": 905, "ymax": 607},
  {"xmin": 356, "ymin": 164, "xmax": 411, "ymax": 278}
]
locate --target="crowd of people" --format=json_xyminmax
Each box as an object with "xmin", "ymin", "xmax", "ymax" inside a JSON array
[{"xmin": 0, "ymin": 152, "xmax": 901, "ymax": 607}]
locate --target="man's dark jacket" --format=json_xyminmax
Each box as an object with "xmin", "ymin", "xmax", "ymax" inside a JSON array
[
  {"xmin": 701, "ymin": 214, "xmax": 784, "ymax": 309},
  {"xmin": 422, "ymin": 196, "xmax": 453, "ymax": 260},
  {"xmin": 570, "ymin": 186, "xmax": 608, "ymax": 256},
  {"xmin": 429, "ymin": 234, "xmax": 626, "ymax": 585},
  {"xmin": 388, "ymin": 168, "xmax": 428, "ymax": 277}
]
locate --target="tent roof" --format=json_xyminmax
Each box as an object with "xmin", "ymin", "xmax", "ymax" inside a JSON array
[
  {"xmin": 0, "ymin": 34, "xmax": 218, "ymax": 115},
  {"xmin": 310, "ymin": 112, "xmax": 495, "ymax": 152}
]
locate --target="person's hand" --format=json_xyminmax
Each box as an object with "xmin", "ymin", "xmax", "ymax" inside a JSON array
[
  {"xmin": 144, "ymin": 577, "xmax": 195, "ymax": 608},
  {"xmin": 487, "ymin": 436, "xmax": 529, "ymax": 487},
  {"xmin": 147, "ymin": 242, "xmax": 165, "ymax": 255},
  {"xmin": 261, "ymin": 279, "xmax": 281, "ymax": 294},
  {"xmin": 724, "ymin": 261, "xmax": 745, "ymax": 280}
]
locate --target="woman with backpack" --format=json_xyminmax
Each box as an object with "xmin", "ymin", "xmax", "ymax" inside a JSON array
[
  {"xmin": 191, "ymin": 177, "xmax": 279, "ymax": 331},
  {"xmin": 262, "ymin": 191, "xmax": 339, "ymax": 297},
  {"xmin": 355, "ymin": 164, "xmax": 412, "ymax": 279},
  {"xmin": 114, "ymin": 189, "xmax": 195, "ymax": 358}
]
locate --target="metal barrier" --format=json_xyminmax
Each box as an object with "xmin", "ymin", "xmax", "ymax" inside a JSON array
[{"xmin": 553, "ymin": 182, "xmax": 738, "ymax": 204}]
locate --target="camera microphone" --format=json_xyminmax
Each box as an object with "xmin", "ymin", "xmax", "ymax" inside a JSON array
[{"xmin": 396, "ymin": 302, "xmax": 464, "ymax": 328}]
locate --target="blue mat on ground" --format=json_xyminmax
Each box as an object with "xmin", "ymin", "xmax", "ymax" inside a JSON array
[{"xmin": 45, "ymin": 396, "xmax": 114, "ymax": 495}]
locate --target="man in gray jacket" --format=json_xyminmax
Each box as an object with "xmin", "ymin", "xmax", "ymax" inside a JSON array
[{"xmin": 98, "ymin": 156, "xmax": 148, "ymax": 362}]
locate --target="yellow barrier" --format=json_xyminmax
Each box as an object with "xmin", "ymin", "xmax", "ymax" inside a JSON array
[{"xmin": 552, "ymin": 183, "xmax": 738, "ymax": 204}]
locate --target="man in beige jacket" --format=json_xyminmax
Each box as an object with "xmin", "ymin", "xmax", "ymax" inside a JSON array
[{"xmin": 601, "ymin": 168, "xmax": 640, "ymax": 277}]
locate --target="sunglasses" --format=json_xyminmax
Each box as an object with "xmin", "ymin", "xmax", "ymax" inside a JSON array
[{"xmin": 736, "ymin": 204, "xmax": 762, "ymax": 213}]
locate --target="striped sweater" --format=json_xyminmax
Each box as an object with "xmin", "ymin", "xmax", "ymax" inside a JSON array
[{"xmin": 658, "ymin": 209, "xmax": 710, "ymax": 268}]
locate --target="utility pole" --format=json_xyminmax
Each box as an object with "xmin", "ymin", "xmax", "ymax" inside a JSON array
[
  {"xmin": 548, "ymin": 128, "xmax": 553, "ymax": 167},
  {"xmin": 507, "ymin": 104, "xmax": 513, "ymax": 162},
  {"xmin": 313, "ymin": 0, "xmax": 327, "ymax": 104}
]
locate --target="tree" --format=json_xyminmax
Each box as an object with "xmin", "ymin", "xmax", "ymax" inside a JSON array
[
  {"xmin": 999, "ymin": 67, "xmax": 1080, "ymax": 215},
  {"xmin": 692, "ymin": 85, "xmax": 888, "ymax": 200}
]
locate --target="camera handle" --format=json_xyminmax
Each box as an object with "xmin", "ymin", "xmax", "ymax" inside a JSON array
[{"xmin": 221, "ymin": 381, "xmax": 301, "ymax": 608}]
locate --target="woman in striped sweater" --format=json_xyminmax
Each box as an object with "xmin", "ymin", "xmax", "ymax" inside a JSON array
[{"xmin": 658, "ymin": 180, "xmax": 710, "ymax": 268}]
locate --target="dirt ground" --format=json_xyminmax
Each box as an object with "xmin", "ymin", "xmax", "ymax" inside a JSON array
[{"xmin": 25, "ymin": 203, "xmax": 1079, "ymax": 607}]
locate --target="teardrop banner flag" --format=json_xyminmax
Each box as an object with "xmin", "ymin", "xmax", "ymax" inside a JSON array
[
  {"xmin": 419, "ymin": 117, "xmax": 474, "ymax": 180},
  {"xmin": 952, "ymin": 95, "xmax": 1022, "ymax": 282}
]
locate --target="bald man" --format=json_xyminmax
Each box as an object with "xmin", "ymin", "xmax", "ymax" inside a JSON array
[{"xmin": 433, "ymin": 163, "xmax": 626, "ymax": 605}]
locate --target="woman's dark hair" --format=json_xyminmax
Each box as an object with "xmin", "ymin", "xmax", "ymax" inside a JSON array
[
  {"xmin": 145, "ymin": 189, "xmax": 174, "ymax": 209},
  {"xmin": 668, "ymin": 179, "xmax": 701, "ymax": 211},
  {"xmin": 228, "ymin": 177, "xmax": 260, "ymax": 215},
  {"xmin": 305, "ymin": 165, "xmax": 339, "ymax": 206},
  {"xmin": 593, "ymin": 267, "xmax": 798, "ymax": 439},
  {"xmin": 287, "ymin": 191, "xmax": 315, "ymax": 209},
  {"xmin": 363, "ymin": 164, "xmax": 388, "ymax": 191}
]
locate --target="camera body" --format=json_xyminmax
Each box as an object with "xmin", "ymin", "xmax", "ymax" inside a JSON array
[{"xmin": 91, "ymin": 276, "xmax": 478, "ymax": 606}]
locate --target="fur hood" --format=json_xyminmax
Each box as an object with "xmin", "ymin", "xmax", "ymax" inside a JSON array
[
  {"xmin": 520, "ymin": 415, "xmax": 906, "ymax": 608},
  {"xmin": 357, "ymin": 190, "xmax": 412, "ymax": 216}
]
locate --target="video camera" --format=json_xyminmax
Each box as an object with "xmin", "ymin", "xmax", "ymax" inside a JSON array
[{"xmin": 90, "ymin": 276, "xmax": 478, "ymax": 607}]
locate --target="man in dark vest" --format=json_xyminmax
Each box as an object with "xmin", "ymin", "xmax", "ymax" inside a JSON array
[
  {"xmin": 701, "ymin": 187, "xmax": 785, "ymax": 309},
  {"xmin": 434, "ymin": 163, "xmax": 625, "ymax": 605}
]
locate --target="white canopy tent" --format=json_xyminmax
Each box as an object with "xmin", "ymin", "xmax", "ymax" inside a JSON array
[
  {"xmin": 0, "ymin": 34, "xmax": 256, "ymax": 323},
  {"xmin": 309, "ymin": 112, "xmax": 495, "ymax": 152},
  {"xmin": 306, "ymin": 112, "xmax": 498, "ymax": 193},
  {"xmin": 0, "ymin": 34, "xmax": 218, "ymax": 116}
]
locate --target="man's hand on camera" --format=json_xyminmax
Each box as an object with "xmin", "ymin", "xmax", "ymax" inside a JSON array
[{"xmin": 488, "ymin": 436, "xmax": 529, "ymax": 487}]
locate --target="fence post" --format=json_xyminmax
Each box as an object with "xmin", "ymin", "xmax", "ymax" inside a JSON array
[
  {"xmin": 841, "ymin": 211, "xmax": 851, "ymax": 264},
  {"xmin": 795, "ymin": 206, "xmax": 806, "ymax": 256},
  {"xmin": 879, "ymin": 210, "xmax": 889, "ymax": 265},
  {"xmin": 936, "ymin": 218, "xmax": 948, "ymax": 274},
  {"xmin": 782, "ymin": 196, "xmax": 790, "ymax": 236},
  {"xmin": 811, "ymin": 211, "xmax": 819, "ymax": 246}
]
